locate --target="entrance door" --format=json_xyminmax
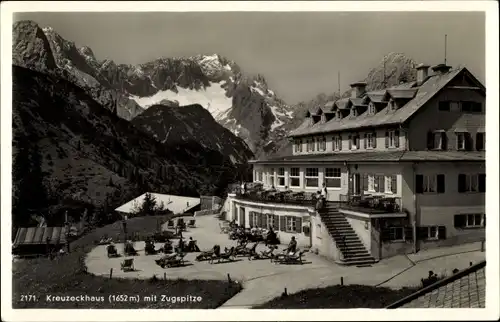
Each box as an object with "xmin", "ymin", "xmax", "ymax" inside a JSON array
[
  {"xmin": 353, "ymin": 173, "xmax": 361, "ymax": 195},
  {"xmin": 239, "ymin": 207, "xmax": 246, "ymax": 228}
]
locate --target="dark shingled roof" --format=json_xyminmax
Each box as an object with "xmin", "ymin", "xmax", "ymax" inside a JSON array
[
  {"xmin": 289, "ymin": 67, "xmax": 484, "ymax": 137},
  {"xmin": 387, "ymin": 261, "xmax": 486, "ymax": 308},
  {"xmin": 249, "ymin": 151, "xmax": 485, "ymax": 164}
]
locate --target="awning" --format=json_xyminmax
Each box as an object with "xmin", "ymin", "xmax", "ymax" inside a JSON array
[
  {"xmin": 433, "ymin": 129, "xmax": 446, "ymax": 133},
  {"xmin": 453, "ymin": 128, "xmax": 469, "ymax": 133}
]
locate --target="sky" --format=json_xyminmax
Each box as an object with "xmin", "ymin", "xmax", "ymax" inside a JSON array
[{"xmin": 14, "ymin": 11, "xmax": 485, "ymax": 104}]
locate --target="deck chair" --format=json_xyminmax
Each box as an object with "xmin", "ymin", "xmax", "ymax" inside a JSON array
[
  {"xmin": 187, "ymin": 219, "xmax": 196, "ymax": 228},
  {"xmin": 219, "ymin": 222, "xmax": 230, "ymax": 234},
  {"xmin": 250, "ymin": 245, "xmax": 277, "ymax": 260},
  {"xmin": 210, "ymin": 247, "xmax": 235, "ymax": 264},
  {"xmin": 120, "ymin": 258, "xmax": 134, "ymax": 271},
  {"xmin": 275, "ymin": 250, "xmax": 307, "ymax": 265},
  {"xmin": 107, "ymin": 244, "xmax": 119, "ymax": 258}
]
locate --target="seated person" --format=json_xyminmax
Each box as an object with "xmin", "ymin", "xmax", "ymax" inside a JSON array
[
  {"xmin": 125, "ymin": 240, "xmax": 136, "ymax": 253},
  {"xmin": 145, "ymin": 240, "xmax": 156, "ymax": 254},
  {"xmin": 187, "ymin": 237, "xmax": 200, "ymax": 252},
  {"xmin": 163, "ymin": 240, "xmax": 173, "ymax": 253},
  {"xmin": 286, "ymin": 236, "xmax": 297, "ymax": 255},
  {"xmin": 250, "ymin": 225, "xmax": 258, "ymax": 235},
  {"xmin": 107, "ymin": 243, "xmax": 117, "ymax": 253}
]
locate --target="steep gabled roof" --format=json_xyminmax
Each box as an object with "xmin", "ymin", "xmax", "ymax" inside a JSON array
[{"xmin": 290, "ymin": 67, "xmax": 480, "ymax": 138}]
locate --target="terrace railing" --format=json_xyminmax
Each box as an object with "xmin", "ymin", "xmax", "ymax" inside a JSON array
[
  {"xmin": 234, "ymin": 190, "xmax": 318, "ymax": 208},
  {"xmin": 339, "ymin": 194, "xmax": 403, "ymax": 214}
]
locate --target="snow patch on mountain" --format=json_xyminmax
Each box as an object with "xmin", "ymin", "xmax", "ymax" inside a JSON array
[{"xmin": 130, "ymin": 81, "xmax": 233, "ymax": 120}]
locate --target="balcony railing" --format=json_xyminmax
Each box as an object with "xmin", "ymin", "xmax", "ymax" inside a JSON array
[
  {"xmin": 338, "ymin": 194, "xmax": 403, "ymax": 215},
  {"xmin": 234, "ymin": 190, "xmax": 318, "ymax": 208}
]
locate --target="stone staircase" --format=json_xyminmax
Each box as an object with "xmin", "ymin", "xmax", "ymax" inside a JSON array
[{"xmin": 318, "ymin": 203, "xmax": 377, "ymax": 266}]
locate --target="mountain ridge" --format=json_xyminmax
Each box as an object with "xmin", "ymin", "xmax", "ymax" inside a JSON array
[{"xmin": 12, "ymin": 20, "xmax": 294, "ymax": 156}]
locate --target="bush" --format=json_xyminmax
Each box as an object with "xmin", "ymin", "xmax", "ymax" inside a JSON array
[{"xmin": 254, "ymin": 284, "xmax": 418, "ymax": 309}]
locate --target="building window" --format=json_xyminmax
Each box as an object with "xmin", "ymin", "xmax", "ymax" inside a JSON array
[
  {"xmin": 476, "ymin": 132, "xmax": 485, "ymax": 151},
  {"xmin": 269, "ymin": 168, "xmax": 275, "ymax": 187},
  {"xmin": 458, "ymin": 174, "xmax": 484, "ymax": 193},
  {"xmin": 461, "ymin": 101, "xmax": 483, "ymax": 113},
  {"xmin": 427, "ymin": 130, "xmax": 447, "ymax": 150},
  {"xmin": 266, "ymin": 213, "xmax": 277, "ymax": 230},
  {"xmin": 368, "ymin": 174, "xmax": 384, "ymax": 193},
  {"xmin": 318, "ymin": 136, "xmax": 326, "ymax": 151},
  {"xmin": 286, "ymin": 216, "xmax": 297, "ymax": 232},
  {"xmin": 290, "ymin": 168, "xmax": 300, "ymax": 187},
  {"xmin": 305, "ymin": 168, "xmax": 319, "ymax": 188},
  {"xmin": 385, "ymin": 175, "xmax": 397, "ymax": 194},
  {"xmin": 454, "ymin": 214, "xmax": 485, "ymax": 228},
  {"xmin": 366, "ymin": 132, "xmax": 374, "ymax": 149},
  {"xmin": 277, "ymin": 168, "xmax": 285, "ymax": 186},
  {"xmin": 416, "ymin": 174, "xmax": 445, "ymax": 194},
  {"xmin": 325, "ymin": 168, "xmax": 341, "ymax": 188},
  {"xmin": 421, "ymin": 226, "xmax": 439, "ymax": 240},
  {"xmin": 294, "ymin": 139, "xmax": 303, "ymax": 153},
  {"xmin": 389, "ymin": 227, "xmax": 404, "ymax": 241},
  {"xmin": 456, "ymin": 132, "xmax": 466, "ymax": 150},
  {"xmin": 438, "ymin": 101, "xmax": 450, "ymax": 111},
  {"xmin": 368, "ymin": 103, "xmax": 376, "ymax": 115},
  {"xmin": 385, "ymin": 130, "xmax": 399, "ymax": 148},
  {"xmin": 349, "ymin": 134, "xmax": 360, "ymax": 150},
  {"xmin": 333, "ymin": 136, "xmax": 342, "ymax": 151},
  {"xmin": 307, "ymin": 138, "xmax": 312, "ymax": 152}
]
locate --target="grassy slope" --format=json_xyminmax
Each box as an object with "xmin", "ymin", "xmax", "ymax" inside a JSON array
[
  {"xmin": 254, "ymin": 285, "xmax": 417, "ymax": 309},
  {"xmin": 12, "ymin": 216, "xmax": 242, "ymax": 309}
]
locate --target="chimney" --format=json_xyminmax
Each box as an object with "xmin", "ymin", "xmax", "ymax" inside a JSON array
[
  {"xmin": 350, "ymin": 81, "xmax": 367, "ymax": 98},
  {"xmin": 416, "ymin": 63, "xmax": 430, "ymax": 85},
  {"xmin": 431, "ymin": 63, "xmax": 452, "ymax": 75}
]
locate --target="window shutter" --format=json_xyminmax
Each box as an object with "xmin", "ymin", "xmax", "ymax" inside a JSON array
[
  {"xmin": 395, "ymin": 130, "xmax": 400, "ymax": 147},
  {"xmin": 381, "ymin": 228, "xmax": 391, "ymax": 242},
  {"xmin": 438, "ymin": 226, "xmax": 446, "ymax": 240},
  {"xmin": 279, "ymin": 216, "xmax": 286, "ymax": 232},
  {"xmin": 454, "ymin": 215, "xmax": 466, "ymax": 228},
  {"xmin": 441, "ymin": 132, "xmax": 448, "ymax": 150},
  {"xmin": 479, "ymin": 174, "xmax": 486, "ymax": 192},
  {"xmin": 391, "ymin": 176, "xmax": 397, "ymax": 194},
  {"xmin": 437, "ymin": 174, "xmax": 445, "ymax": 193},
  {"xmin": 338, "ymin": 135, "xmax": 342, "ymax": 151},
  {"xmin": 363, "ymin": 133, "xmax": 367, "ymax": 149},
  {"xmin": 458, "ymin": 174, "xmax": 466, "ymax": 193},
  {"xmin": 378, "ymin": 175, "xmax": 384, "ymax": 193},
  {"xmin": 249, "ymin": 212, "xmax": 254, "ymax": 227},
  {"xmin": 296, "ymin": 217, "xmax": 302, "ymax": 233},
  {"xmin": 465, "ymin": 133, "xmax": 473, "ymax": 151},
  {"xmin": 475, "ymin": 133, "xmax": 484, "ymax": 151},
  {"xmin": 426, "ymin": 131, "xmax": 434, "ymax": 150},
  {"xmin": 404, "ymin": 227, "xmax": 413, "ymax": 241},
  {"xmin": 385, "ymin": 131, "xmax": 389, "ymax": 148},
  {"xmin": 348, "ymin": 135, "xmax": 352, "ymax": 150},
  {"xmin": 416, "ymin": 175, "xmax": 424, "ymax": 193},
  {"xmin": 362, "ymin": 174, "xmax": 369, "ymax": 192},
  {"xmin": 273, "ymin": 215, "xmax": 279, "ymax": 230},
  {"xmin": 372, "ymin": 132, "xmax": 377, "ymax": 148}
]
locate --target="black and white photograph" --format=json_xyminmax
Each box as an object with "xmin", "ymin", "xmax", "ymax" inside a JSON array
[{"xmin": 1, "ymin": 1, "xmax": 498, "ymax": 321}]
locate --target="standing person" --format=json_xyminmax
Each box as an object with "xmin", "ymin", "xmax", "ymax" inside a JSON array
[
  {"xmin": 240, "ymin": 181, "xmax": 245, "ymax": 195},
  {"xmin": 320, "ymin": 183, "xmax": 328, "ymax": 208}
]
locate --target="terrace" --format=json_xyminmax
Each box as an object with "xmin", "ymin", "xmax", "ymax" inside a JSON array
[{"xmin": 233, "ymin": 187, "xmax": 404, "ymax": 216}]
